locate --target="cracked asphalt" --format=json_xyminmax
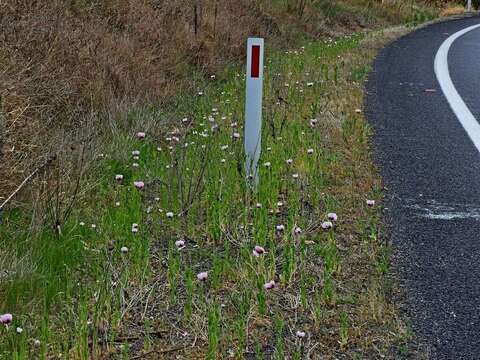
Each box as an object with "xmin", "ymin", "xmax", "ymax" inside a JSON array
[{"xmin": 366, "ymin": 16, "xmax": 480, "ymax": 359}]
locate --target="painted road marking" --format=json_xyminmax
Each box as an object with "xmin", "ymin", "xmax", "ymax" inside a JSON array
[
  {"xmin": 408, "ymin": 202, "xmax": 480, "ymax": 220},
  {"xmin": 434, "ymin": 24, "xmax": 480, "ymax": 153}
]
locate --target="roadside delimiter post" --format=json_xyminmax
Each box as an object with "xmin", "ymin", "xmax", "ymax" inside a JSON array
[{"xmin": 244, "ymin": 37, "xmax": 264, "ymax": 189}]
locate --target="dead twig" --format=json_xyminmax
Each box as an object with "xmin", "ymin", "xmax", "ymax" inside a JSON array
[
  {"xmin": 0, "ymin": 155, "xmax": 55, "ymax": 213},
  {"xmin": 130, "ymin": 345, "xmax": 188, "ymax": 359}
]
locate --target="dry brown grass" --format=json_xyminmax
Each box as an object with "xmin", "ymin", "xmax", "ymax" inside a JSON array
[
  {"xmin": 441, "ymin": 4, "xmax": 467, "ymax": 16},
  {"xmin": 0, "ymin": 0, "xmax": 280, "ymax": 200},
  {"xmin": 0, "ymin": 0, "xmax": 438, "ymax": 203}
]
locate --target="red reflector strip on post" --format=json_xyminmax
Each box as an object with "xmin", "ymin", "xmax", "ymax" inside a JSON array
[{"xmin": 251, "ymin": 45, "xmax": 260, "ymax": 78}]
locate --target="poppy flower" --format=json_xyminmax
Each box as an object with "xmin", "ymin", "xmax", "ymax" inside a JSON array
[
  {"xmin": 296, "ymin": 330, "xmax": 306, "ymax": 338},
  {"xmin": 197, "ymin": 271, "xmax": 208, "ymax": 281},
  {"xmin": 175, "ymin": 240, "xmax": 185, "ymax": 249},
  {"xmin": 321, "ymin": 221, "xmax": 333, "ymax": 230},
  {"xmin": 0, "ymin": 313, "xmax": 12, "ymax": 324},
  {"xmin": 134, "ymin": 181, "xmax": 145, "ymax": 189},
  {"xmin": 328, "ymin": 213, "xmax": 338, "ymax": 221},
  {"xmin": 131, "ymin": 223, "xmax": 139, "ymax": 233},
  {"xmin": 252, "ymin": 245, "xmax": 265, "ymax": 257},
  {"xmin": 264, "ymin": 280, "xmax": 275, "ymax": 290}
]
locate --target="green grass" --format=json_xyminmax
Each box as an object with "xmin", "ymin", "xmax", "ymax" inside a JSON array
[{"xmin": 1, "ymin": 30, "xmax": 411, "ymax": 358}]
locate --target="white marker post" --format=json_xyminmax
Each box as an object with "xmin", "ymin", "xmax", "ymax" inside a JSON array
[
  {"xmin": 467, "ymin": 0, "xmax": 472, "ymax": 12},
  {"xmin": 244, "ymin": 38, "xmax": 264, "ymax": 188}
]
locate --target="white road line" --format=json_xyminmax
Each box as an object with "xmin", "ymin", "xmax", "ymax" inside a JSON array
[{"xmin": 434, "ymin": 24, "xmax": 480, "ymax": 153}]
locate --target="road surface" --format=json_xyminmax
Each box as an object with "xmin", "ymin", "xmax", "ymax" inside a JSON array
[{"xmin": 366, "ymin": 15, "xmax": 480, "ymax": 359}]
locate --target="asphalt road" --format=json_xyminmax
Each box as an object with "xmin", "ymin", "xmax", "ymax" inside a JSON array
[{"xmin": 366, "ymin": 16, "xmax": 480, "ymax": 359}]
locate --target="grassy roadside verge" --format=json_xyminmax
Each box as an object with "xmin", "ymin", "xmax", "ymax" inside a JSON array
[{"xmin": 1, "ymin": 23, "xmax": 421, "ymax": 359}]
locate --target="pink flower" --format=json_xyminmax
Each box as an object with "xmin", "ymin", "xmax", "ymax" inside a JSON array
[
  {"xmin": 321, "ymin": 221, "xmax": 333, "ymax": 230},
  {"xmin": 134, "ymin": 181, "xmax": 145, "ymax": 189},
  {"xmin": 367, "ymin": 199, "xmax": 375, "ymax": 207},
  {"xmin": 264, "ymin": 280, "xmax": 275, "ymax": 290},
  {"xmin": 0, "ymin": 313, "xmax": 12, "ymax": 325},
  {"xmin": 136, "ymin": 132, "xmax": 146, "ymax": 139},
  {"xmin": 296, "ymin": 330, "xmax": 306, "ymax": 338},
  {"xmin": 131, "ymin": 223, "xmax": 139, "ymax": 233},
  {"xmin": 252, "ymin": 245, "xmax": 265, "ymax": 257},
  {"xmin": 175, "ymin": 240, "xmax": 185, "ymax": 249},
  {"xmin": 197, "ymin": 271, "xmax": 208, "ymax": 281},
  {"xmin": 327, "ymin": 212, "xmax": 338, "ymax": 221}
]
